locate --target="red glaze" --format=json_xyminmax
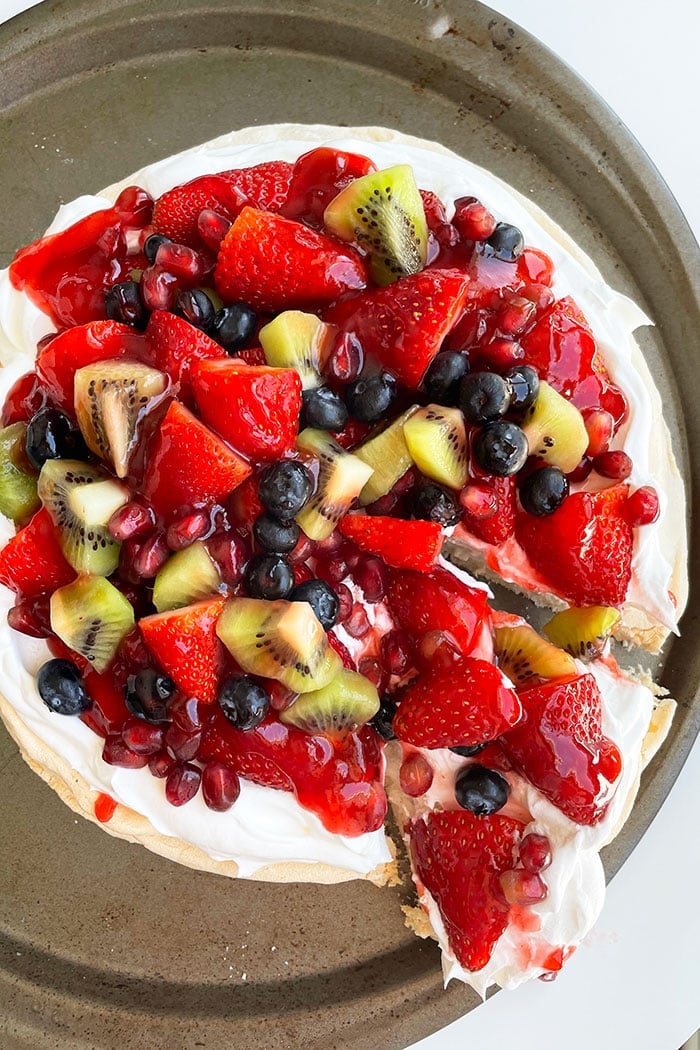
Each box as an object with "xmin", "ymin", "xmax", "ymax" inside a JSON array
[
  {"xmin": 94, "ymin": 793, "xmax": 118, "ymax": 823},
  {"xmin": 281, "ymin": 147, "xmax": 377, "ymax": 226},
  {"xmin": 387, "ymin": 567, "xmax": 491, "ymax": 655},
  {"xmin": 139, "ymin": 597, "xmax": 226, "ymax": 705}
]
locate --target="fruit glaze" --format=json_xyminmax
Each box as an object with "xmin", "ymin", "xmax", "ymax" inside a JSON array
[{"xmin": 0, "ymin": 125, "xmax": 681, "ymax": 992}]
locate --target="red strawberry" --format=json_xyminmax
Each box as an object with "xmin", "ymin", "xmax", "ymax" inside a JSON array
[
  {"xmin": 280, "ymin": 147, "xmax": 377, "ymax": 226},
  {"xmin": 501, "ymin": 673, "xmax": 622, "ymax": 825},
  {"xmin": 139, "ymin": 597, "xmax": 226, "ymax": 704},
  {"xmin": 460, "ymin": 474, "xmax": 516, "ymax": 546},
  {"xmin": 410, "ymin": 809, "xmax": 524, "ymax": 971},
  {"xmin": 146, "ymin": 310, "xmax": 226, "ymax": 393},
  {"xmin": 337, "ymin": 514, "xmax": 442, "ymax": 572},
  {"xmin": 393, "ymin": 659, "xmax": 521, "ymax": 748},
  {"xmin": 324, "ymin": 269, "xmax": 469, "ymax": 388},
  {"xmin": 141, "ymin": 401, "xmax": 251, "ymax": 521},
  {"xmin": 0, "ymin": 508, "xmax": 75, "ymax": 598},
  {"xmin": 214, "ymin": 207, "xmax": 367, "ymax": 312},
  {"xmin": 387, "ymin": 567, "xmax": 491, "ymax": 655},
  {"xmin": 220, "ymin": 160, "xmax": 293, "ymax": 210},
  {"xmin": 191, "ymin": 359, "xmax": 302, "ymax": 461},
  {"xmin": 515, "ymin": 484, "xmax": 632, "ymax": 606}
]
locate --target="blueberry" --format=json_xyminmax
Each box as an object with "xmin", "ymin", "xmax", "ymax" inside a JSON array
[
  {"xmin": 25, "ymin": 407, "xmax": 88, "ymax": 470},
  {"xmin": 482, "ymin": 222, "xmax": 524, "ymax": 262},
  {"xmin": 244, "ymin": 553, "xmax": 294, "ymax": 600},
  {"xmin": 290, "ymin": 578, "xmax": 340, "ymax": 630},
  {"xmin": 519, "ymin": 466, "xmax": 569, "ymax": 517},
  {"xmin": 125, "ymin": 668, "xmax": 174, "ymax": 723},
  {"xmin": 455, "ymin": 764, "xmax": 510, "ymax": 815},
  {"xmin": 175, "ymin": 288, "xmax": 216, "ymax": 331},
  {"xmin": 459, "ymin": 371, "xmax": 512, "ymax": 425},
  {"xmin": 301, "ymin": 387, "xmax": 349, "ymax": 431},
  {"xmin": 253, "ymin": 514, "xmax": 300, "ymax": 554},
  {"xmin": 143, "ymin": 233, "xmax": 172, "ymax": 264},
  {"xmin": 345, "ymin": 372, "xmax": 397, "ymax": 422},
  {"xmin": 211, "ymin": 303, "xmax": 257, "ymax": 353},
  {"xmin": 218, "ymin": 675, "xmax": 270, "ymax": 731},
  {"xmin": 472, "ymin": 421, "xmax": 529, "ymax": 477},
  {"xmin": 449, "ymin": 743, "xmax": 488, "ymax": 758},
  {"xmin": 504, "ymin": 364, "xmax": 539, "ymax": 414},
  {"xmin": 258, "ymin": 460, "xmax": 314, "ymax": 521},
  {"xmin": 105, "ymin": 280, "xmax": 149, "ymax": 329},
  {"xmin": 36, "ymin": 659, "xmax": 91, "ymax": 716},
  {"xmin": 371, "ymin": 695, "xmax": 397, "ymax": 741},
  {"xmin": 422, "ymin": 351, "xmax": 470, "ymax": 406},
  {"xmin": 411, "ymin": 483, "xmax": 460, "ymax": 526}
]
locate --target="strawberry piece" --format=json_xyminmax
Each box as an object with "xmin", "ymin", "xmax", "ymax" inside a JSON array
[
  {"xmin": 139, "ymin": 597, "xmax": 225, "ymax": 704},
  {"xmin": 35, "ymin": 320, "xmax": 149, "ymax": 411},
  {"xmin": 146, "ymin": 310, "xmax": 226, "ymax": 393},
  {"xmin": 214, "ymin": 207, "xmax": 367, "ymax": 312},
  {"xmin": 460, "ymin": 475, "xmax": 516, "ymax": 546},
  {"xmin": 338, "ymin": 514, "xmax": 442, "ymax": 572},
  {"xmin": 324, "ymin": 270, "xmax": 469, "ymax": 388},
  {"xmin": 280, "ymin": 147, "xmax": 377, "ymax": 226},
  {"xmin": 0, "ymin": 508, "xmax": 74, "ymax": 598},
  {"xmin": 393, "ymin": 659, "xmax": 522, "ymax": 748},
  {"xmin": 142, "ymin": 401, "xmax": 251, "ymax": 521},
  {"xmin": 501, "ymin": 673, "xmax": 622, "ymax": 825},
  {"xmin": 387, "ymin": 567, "xmax": 491, "ymax": 655},
  {"xmin": 191, "ymin": 359, "xmax": 302, "ymax": 461},
  {"xmin": 515, "ymin": 484, "xmax": 632, "ymax": 606},
  {"xmin": 410, "ymin": 810, "xmax": 524, "ymax": 971}
]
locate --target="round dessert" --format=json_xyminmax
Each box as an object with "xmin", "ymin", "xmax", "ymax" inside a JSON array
[{"xmin": 0, "ymin": 123, "xmax": 685, "ymax": 993}]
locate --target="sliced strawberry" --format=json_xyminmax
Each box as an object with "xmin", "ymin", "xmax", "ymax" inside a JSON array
[
  {"xmin": 281, "ymin": 147, "xmax": 377, "ymax": 226},
  {"xmin": 338, "ymin": 514, "xmax": 442, "ymax": 572},
  {"xmin": 220, "ymin": 160, "xmax": 293, "ymax": 211},
  {"xmin": 139, "ymin": 597, "xmax": 225, "ymax": 704},
  {"xmin": 393, "ymin": 659, "xmax": 521, "ymax": 748},
  {"xmin": 191, "ymin": 359, "xmax": 302, "ymax": 461},
  {"xmin": 214, "ymin": 207, "xmax": 367, "ymax": 312},
  {"xmin": 142, "ymin": 401, "xmax": 251, "ymax": 521},
  {"xmin": 324, "ymin": 269, "xmax": 469, "ymax": 387},
  {"xmin": 146, "ymin": 310, "xmax": 226, "ymax": 395},
  {"xmin": 410, "ymin": 809, "xmax": 524, "ymax": 971},
  {"xmin": 501, "ymin": 673, "xmax": 622, "ymax": 825},
  {"xmin": 515, "ymin": 484, "xmax": 632, "ymax": 606},
  {"xmin": 0, "ymin": 507, "xmax": 75, "ymax": 598},
  {"xmin": 460, "ymin": 474, "xmax": 516, "ymax": 546},
  {"xmin": 387, "ymin": 567, "xmax": 491, "ymax": 654}
]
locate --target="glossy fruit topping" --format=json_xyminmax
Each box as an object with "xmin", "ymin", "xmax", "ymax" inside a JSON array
[
  {"xmin": 387, "ymin": 567, "xmax": 491, "ymax": 655},
  {"xmin": 139, "ymin": 597, "xmax": 226, "ymax": 704},
  {"xmin": 0, "ymin": 506, "xmax": 75, "ymax": 598},
  {"xmin": 337, "ymin": 514, "xmax": 442, "ymax": 573}
]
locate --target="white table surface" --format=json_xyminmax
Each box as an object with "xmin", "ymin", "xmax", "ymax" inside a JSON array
[{"xmin": 0, "ymin": 1, "xmax": 697, "ymax": 1048}]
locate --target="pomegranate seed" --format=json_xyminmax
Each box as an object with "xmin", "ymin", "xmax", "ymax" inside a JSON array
[
  {"xmin": 399, "ymin": 752, "xmax": 434, "ymax": 797},
  {"xmin": 496, "ymin": 295, "xmax": 536, "ymax": 337},
  {"xmin": 583, "ymin": 408, "xmax": 614, "ymax": 457},
  {"xmin": 155, "ymin": 241, "xmax": 209, "ymax": 284},
  {"xmin": 207, "ymin": 532, "xmax": 250, "ymax": 585},
  {"xmin": 598, "ymin": 739, "xmax": 623, "ymax": 782},
  {"xmin": 625, "ymin": 485, "xmax": 660, "ymax": 527},
  {"xmin": 353, "ymin": 556, "xmax": 387, "ymax": 603},
  {"xmin": 293, "ymin": 562, "xmax": 314, "ymax": 586},
  {"xmin": 169, "ymin": 693, "xmax": 205, "ymax": 732},
  {"xmin": 344, "ymin": 602, "xmax": 371, "ymax": 638},
  {"xmin": 148, "ymin": 750, "xmax": 177, "ymax": 779},
  {"xmin": 335, "ymin": 583, "xmax": 353, "ymax": 622},
  {"xmin": 140, "ymin": 264, "xmax": 179, "ymax": 311},
  {"xmin": 289, "ymin": 534, "xmax": 315, "ymax": 563},
  {"xmin": 380, "ymin": 630, "xmax": 412, "ymax": 676},
  {"xmin": 102, "ymin": 735, "xmax": 150, "ymax": 769},
  {"xmin": 392, "ymin": 468, "xmax": 418, "ymax": 498},
  {"xmin": 315, "ymin": 530, "xmax": 344, "ymax": 555},
  {"xmin": 166, "ymin": 510, "xmax": 211, "ymax": 550},
  {"xmin": 8, "ymin": 596, "xmax": 51, "ymax": 637},
  {"xmin": 520, "ymin": 282, "xmax": 555, "ymax": 311},
  {"xmin": 366, "ymin": 492, "xmax": 399, "ymax": 516},
  {"xmin": 1, "ymin": 370, "xmax": 46, "ymax": 426},
  {"xmin": 499, "ymin": 868, "xmax": 548, "ymax": 906},
  {"xmin": 416, "ymin": 629, "xmax": 462, "ymax": 673},
  {"xmin": 317, "ymin": 555, "xmax": 348, "ymax": 586},
  {"xmin": 122, "ymin": 719, "xmax": 164, "ymax": 755},
  {"xmin": 109, "ymin": 501, "xmax": 154, "ymax": 541},
  {"xmin": 197, "ymin": 208, "xmax": 232, "ymax": 251},
  {"xmin": 324, "ymin": 331, "xmax": 364, "ymax": 383},
  {"xmin": 130, "ymin": 532, "xmax": 170, "ymax": 579},
  {"xmin": 453, "ymin": 197, "xmax": 497, "ymax": 241},
  {"xmin": 567, "ymin": 456, "xmax": 593, "ymax": 483},
  {"xmin": 482, "ymin": 336, "xmax": 525, "ymax": 370},
  {"xmin": 358, "ymin": 657, "xmax": 386, "ymax": 692},
  {"xmin": 202, "ymin": 761, "xmax": 241, "ymax": 811},
  {"xmin": 165, "ymin": 723, "xmax": 202, "ymax": 762},
  {"xmin": 165, "ymin": 762, "xmax": 202, "ymax": 806},
  {"xmin": 593, "ymin": 449, "xmax": 632, "ymax": 480},
  {"xmin": 459, "ymin": 483, "xmax": 498, "ymax": 520},
  {"xmin": 519, "ymin": 833, "xmax": 552, "ymax": 873},
  {"xmin": 268, "ymin": 681, "xmax": 299, "ymax": 712},
  {"xmin": 516, "ymin": 247, "xmax": 554, "ymax": 286},
  {"xmin": 114, "ymin": 185, "xmax": 154, "ymax": 226}
]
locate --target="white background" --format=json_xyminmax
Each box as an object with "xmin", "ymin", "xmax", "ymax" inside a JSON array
[{"xmin": 0, "ymin": 1, "xmax": 698, "ymax": 1048}]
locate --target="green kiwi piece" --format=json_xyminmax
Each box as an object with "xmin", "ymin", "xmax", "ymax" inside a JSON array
[
  {"xmin": 74, "ymin": 358, "xmax": 168, "ymax": 478},
  {"xmin": 295, "ymin": 429, "xmax": 374, "ymax": 540},
  {"xmin": 354, "ymin": 407, "xmax": 418, "ymax": 506},
  {"xmin": 323, "ymin": 165, "xmax": 428, "ymax": 286},
  {"xmin": 38, "ymin": 459, "xmax": 130, "ymax": 576},
  {"xmin": 403, "ymin": 405, "xmax": 468, "ymax": 490},
  {"xmin": 50, "ymin": 574, "xmax": 135, "ymax": 674},
  {"xmin": 259, "ymin": 311, "xmax": 336, "ymax": 390},
  {"xmin": 216, "ymin": 597, "xmax": 342, "ymax": 693},
  {"xmin": 280, "ymin": 669, "xmax": 379, "ymax": 737},
  {"xmin": 542, "ymin": 606, "xmax": 621, "ymax": 661},
  {"xmin": 0, "ymin": 422, "xmax": 39, "ymax": 524},
  {"xmin": 494, "ymin": 623, "xmax": 577, "ymax": 685},
  {"xmin": 520, "ymin": 381, "xmax": 588, "ymax": 474},
  {"xmin": 152, "ymin": 541, "xmax": 222, "ymax": 613}
]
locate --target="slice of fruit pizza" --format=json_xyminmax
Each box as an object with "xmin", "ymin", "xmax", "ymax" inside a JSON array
[{"xmin": 0, "ymin": 124, "xmax": 685, "ymax": 993}]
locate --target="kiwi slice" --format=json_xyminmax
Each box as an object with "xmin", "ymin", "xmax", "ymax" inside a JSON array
[
  {"xmin": 259, "ymin": 311, "xmax": 336, "ymax": 390},
  {"xmin": 520, "ymin": 381, "xmax": 588, "ymax": 474},
  {"xmin": 403, "ymin": 405, "xmax": 468, "ymax": 490},
  {"xmin": 216, "ymin": 597, "xmax": 342, "ymax": 693},
  {"xmin": 280, "ymin": 669, "xmax": 379, "ymax": 738},
  {"xmin": 50, "ymin": 574, "xmax": 135, "ymax": 674},
  {"xmin": 542, "ymin": 606, "xmax": 621, "ymax": 661},
  {"xmin": 0, "ymin": 422, "xmax": 39, "ymax": 524},
  {"xmin": 354, "ymin": 407, "xmax": 418, "ymax": 506},
  {"xmin": 323, "ymin": 165, "xmax": 428, "ymax": 286},
  {"xmin": 295, "ymin": 429, "xmax": 374, "ymax": 540},
  {"xmin": 38, "ymin": 459, "xmax": 129, "ymax": 576},
  {"xmin": 152, "ymin": 541, "xmax": 222, "ymax": 613},
  {"xmin": 494, "ymin": 623, "xmax": 577, "ymax": 685},
  {"xmin": 74, "ymin": 359, "xmax": 168, "ymax": 478}
]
